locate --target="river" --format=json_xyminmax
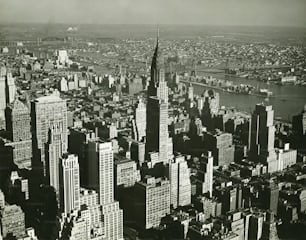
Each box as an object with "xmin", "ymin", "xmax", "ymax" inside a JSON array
[{"xmin": 192, "ymin": 72, "xmax": 306, "ymax": 121}]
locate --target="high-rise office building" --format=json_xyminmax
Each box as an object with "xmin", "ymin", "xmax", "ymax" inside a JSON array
[
  {"xmin": 292, "ymin": 104, "xmax": 306, "ymax": 136},
  {"xmin": 201, "ymin": 90, "xmax": 220, "ymax": 130},
  {"xmin": 204, "ymin": 130, "xmax": 235, "ymax": 166},
  {"xmin": 74, "ymin": 73, "xmax": 79, "ymax": 90},
  {"xmin": 0, "ymin": 75, "xmax": 6, "ymax": 129},
  {"xmin": 168, "ymin": 155, "xmax": 191, "ymax": 208},
  {"xmin": 275, "ymin": 143, "xmax": 297, "ymax": 171},
  {"xmin": 0, "ymin": 204, "xmax": 25, "ymax": 239},
  {"xmin": 197, "ymin": 151, "xmax": 214, "ymax": 197},
  {"xmin": 292, "ymin": 105, "xmax": 306, "ymax": 153},
  {"xmin": 130, "ymin": 139, "xmax": 145, "ymax": 166},
  {"xmin": 87, "ymin": 140, "xmax": 123, "ymax": 240},
  {"xmin": 214, "ymin": 186, "xmax": 238, "ymax": 214},
  {"xmin": 0, "ymin": 70, "xmax": 16, "ymax": 127},
  {"xmin": 249, "ymin": 104, "xmax": 277, "ymax": 172},
  {"xmin": 248, "ymin": 212, "xmax": 264, "ymax": 240},
  {"xmin": 146, "ymin": 32, "xmax": 171, "ymax": 165},
  {"xmin": 31, "ymin": 91, "xmax": 68, "ymax": 175},
  {"xmin": 5, "ymin": 99, "xmax": 31, "ymax": 142},
  {"xmin": 134, "ymin": 98, "xmax": 146, "ymax": 141},
  {"xmin": 79, "ymin": 188, "xmax": 102, "ymax": 229},
  {"xmin": 57, "ymin": 50, "xmax": 69, "ymax": 65},
  {"xmin": 46, "ymin": 124, "xmax": 65, "ymax": 195},
  {"xmin": 5, "ymin": 99, "xmax": 32, "ymax": 170},
  {"xmin": 194, "ymin": 196, "xmax": 222, "ymax": 220},
  {"xmin": 157, "ymin": 74, "xmax": 168, "ymax": 103},
  {"xmin": 261, "ymin": 212, "xmax": 279, "ymax": 240},
  {"xmin": 226, "ymin": 211, "xmax": 245, "ymax": 240},
  {"xmin": 134, "ymin": 176, "xmax": 170, "ymax": 229},
  {"xmin": 5, "ymin": 72, "xmax": 16, "ymax": 105},
  {"xmin": 114, "ymin": 156, "xmax": 141, "ymax": 188},
  {"xmin": 146, "ymin": 97, "xmax": 169, "ymax": 164},
  {"xmin": 128, "ymin": 76, "xmax": 143, "ymax": 95},
  {"xmin": 68, "ymin": 128, "xmax": 95, "ymax": 186},
  {"xmin": 59, "ymin": 209, "xmax": 90, "ymax": 240},
  {"xmin": 88, "ymin": 141, "xmax": 113, "ymax": 205},
  {"xmin": 187, "ymin": 83, "xmax": 194, "ymax": 101},
  {"xmin": 59, "ymin": 154, "xmax": 80, "ymax": 215},
  {"xmin": 100, "ymin": 201, "xmax": 123, "ymax": 240},
  {"xmin": 5, "ymin": 140, "xmax": 32, "ymax": 170},
  {"xmin": 260, "ymin": 179, "xmax": 279, "ymax": 214}
]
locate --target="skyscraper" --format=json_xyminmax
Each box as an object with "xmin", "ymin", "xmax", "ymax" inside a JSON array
[
  {"xmin": 5, "ymin": 99, "xmax": 31, "ymax": 142},
  {"xmin": 79, "ymin": 188, "xmax": 102, "ymax": 229},
  {"xmin": 248, "ymin": 212, "xmax": 264, "ymax": 240},
  {"xmin": 59, "ymin": 209, "xmax": 90, "ymax": 240},
  {"xmin": 146, "ymin": 31, "xmax": 172, "ymax": 165},
  {"xmin": 168, "ymin": 155, "xmax": 191, "ymax": 208},
  {"xmin": 261, "ymin": 179, "xmax": 279, "ymax": 214},
  {"xmin": 201, "ymin": 90, "xmax": 220, "ymax": 130},
  {"xmin": 249, "ymin": 104, "xmax": 277, "ymax": 172},
  {"xmin": 261, "ymin": 212, "xmax": 279, "ymax": 240},
  {"xmin": 146, "ymin": 97, "xmax": 169, "ymax": 164},
  {"xmin": 148, "ymin": 29, "xmax": 164, "ymax": 99},
  {"xmin": 87, "ymin": 140, "xmax": 123, "ymax": 240},
  {"xmin": 88, "ymin": 141, "xmax": 113, "ymax": 205},
  {"xmin": 157, "ymin": 74, "xmax": 168, "ymax": 103},
  {"xmin": 31, "ymin": 91, "xmax": 68, "ymax": 175},
  {"xmin": 114, "ymin": 156, "xmax": 141, "ymax": 188},
  {"xmin": 134, "ymin": 98, "xmax": 146, "ymax": 142},
  {"xmin": 5, "ymin": 72, "xmax": 16, "ymax": 105},
  {"xmin": 0, "ymin": 74, "xmax": 6, "ymax": 129},
  {"xmin": 204, "ymin": 130, "xmax": 235, "ymax": 167},
  {"xmin": 46, "ymin": 124, "xmax": 65, "ymax": 195},
  {"xmin": 0, "ymin": 70, "xmax": 16, "ymax": 129},
  {"xmin": 59, "ymin": 154, "xmax": 80, "ymax": 215},
  {"xmin": 197, "ymin": 151, "xmax": 214, "ymax": 197},
  {"xmin": 130, "ymin": 140, "xmax": 145, "ymax": 166},
  {"xmin": 68, "ymin": 128, "xmax": 96, "ymax": 187},
  {"xmin": 292, "ymin": 104, "xmax": 306, "ymax": 136},
  {"xmin": 187, "ymin": 83, "xmax": 194, "ymax": 101},
  {"xmin": 134, "ymin": 176, "xmax": 170, "ymax": 229},
  {"xmin": 5, "ymin": 99, "xmax": 32, "ymax": 169}
]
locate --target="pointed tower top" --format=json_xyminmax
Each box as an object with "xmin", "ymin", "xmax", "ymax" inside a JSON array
[
  {"xmin": 152, "ymin": 24, "xmax": 163, "ymax": 65},
  {"xmin": 148, "ymin": 24, "xmax": 165, "ymax": 98}
]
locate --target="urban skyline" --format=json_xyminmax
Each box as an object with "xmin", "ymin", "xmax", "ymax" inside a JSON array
[{"xmin": 0, "ymin": 1, "xmax": 306, "ymax": 240}]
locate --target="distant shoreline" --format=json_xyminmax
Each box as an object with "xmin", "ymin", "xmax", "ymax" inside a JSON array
[{"xmin": 0, "ymin": 23, "xmax": 306, "ymax": 30}]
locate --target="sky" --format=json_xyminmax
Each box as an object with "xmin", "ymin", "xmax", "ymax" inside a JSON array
[{"xmin": 0, "ymin": 0, "xmax": 305, "ymax": 27}]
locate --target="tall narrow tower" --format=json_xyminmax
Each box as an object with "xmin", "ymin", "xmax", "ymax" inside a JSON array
[
  {"xmin": 197, "ymin": 151, "xmax": 213, "ymax": 197},
  {"xmin": 133, "ymin": 98, "xmax": 146, "ymax": 142},
  {"xmin": 5, "ymin": 72, "xmax": 16, "ymax": 105},
  {"xmin": 146, "ymin": 28, "xmax": 172, "ymax": 164},
  {"xmin": 45, "ymin": 124, "xmax": 65, "ymax": 196},
  {"xmin": 147, "ymin": 27, "xmax": 164, "ymax": 98},
  {"xmin": 59, "ymin": 154, "xmax": 80, "ymax": 215},
  {"xmin": 87, "ymin": 140, "xmax": 123, "ymax": 240},
  {"xmin": 249, "ymin": 104, "xmax": 277, "ymax": 172}
]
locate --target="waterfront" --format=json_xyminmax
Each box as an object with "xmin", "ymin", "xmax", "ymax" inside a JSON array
[{"xmin": 193, "ymin": 72, "xmax": 306, "ymax": 120}]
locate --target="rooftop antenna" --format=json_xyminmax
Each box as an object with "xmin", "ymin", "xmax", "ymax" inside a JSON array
[{"xmin": 157, "ymin": 24, "xmax": 160, "ymax": 43}]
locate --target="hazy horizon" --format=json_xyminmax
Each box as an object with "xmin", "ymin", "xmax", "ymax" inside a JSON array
[{"xmin": 0, "ymin": 0, "xmax": 306, "ymax": 27}]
